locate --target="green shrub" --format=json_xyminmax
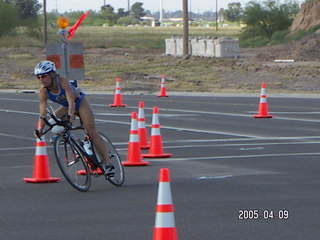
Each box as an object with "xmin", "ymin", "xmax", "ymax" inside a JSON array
[
  {"xmin": 271, "ymin": 30, "xmax": 290, "ymax": 44},
  {"xmin": 116, "ymin": 16, "xmax": 140, "ymax": 26},
  {"xmin": 305, "ymin": 0, "xmax": 320, "ymax": 2},
  {"xmin": 0, "ymin": 2, "xmax": 19, "ymax": 35},
  {"xmin": 307, "ymin": 24, "xmax": 320, "ymax": 33},
  {"xmin": 240, "ymin": 36, "xmax": 269, "ymax": 47}
]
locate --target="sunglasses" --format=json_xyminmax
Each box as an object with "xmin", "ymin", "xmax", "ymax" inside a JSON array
[{"xmin": 37, "ymin": 74, "xmax": 48, "ymax": 79}]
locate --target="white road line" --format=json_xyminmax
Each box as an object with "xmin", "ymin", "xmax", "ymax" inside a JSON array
[
  {"xmin": 124, "ymin": 105, "xmax": 251, "ymax": 118},
  {"xmin": 0, "ymin": 137, "xmax": 320, "ymax": 151},
  {"xmin": 0, "ymin": 108, "xmax": 38, "ymax": 116},
  {"xmin": 125, "ymin": 105, "xmax": 320, "ymax": 123},
  {"xmin": 96, "ymin": 112, "xmax": 198, "ymax": 117},
  {"xmin": 96, "ymin": 118, "xmax": 261, "ymax": 138},
  {"xmin": 0, "ymin": 133, "xmax": 34, "ymax": 141},
  {"xmin": 0, "ymin": 97, "xmax": 37, "ymax": 103},
  {"xmin": 0, "ymin": 165, "xmax": 34, "ymax": 170},
  {"xmin": 267, "ymin": 117, "xmax": 320, "ymax": 123},
  {"xmin": 1, "ymin": 106, "xmax": 319, "ymax": 138},
  {"xmin": 247, "ymin": 111, "xmax": 320, "ymax": 115},
  {"xmin": 168, "ymin": 136, "xmax": 320, "ymax": 142},
  {"xmin": 240, "ymin": 147, "xmax": 265, "ymax": 151},
  {"xmin": 148, "ymin": 152, "xmax": 320, "ymax": 162},
  {"xmin": 162, "ymin": 141, "xmax": 320, "ymax": 149},
  {"xmin": 1, "ymin": 105, "xmax": 319, "ymax": 125},
  {"xmin": 197, "ymin": 175, "xmax": 233, "ymax": 180},
  {"xmin": 0, "ymin": 146, "xmax": 36, "ymax": 151}
]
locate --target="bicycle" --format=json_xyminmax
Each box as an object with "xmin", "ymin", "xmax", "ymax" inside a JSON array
[{"xmin": 35, "ymin": 108, "xmax": 125, "ymax": 192}]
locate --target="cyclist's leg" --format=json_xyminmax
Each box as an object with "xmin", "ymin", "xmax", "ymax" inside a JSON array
[
  {"xmin": 54, "ymin": 106, "xmax": 68, "ymax": 119},
  {"xmin": 48, "ymin": 106, "xmax": 68, "ymax": 143},
  {"xmin": 77, "ymin": 97, "xmax": 112, "ymax": 168}
]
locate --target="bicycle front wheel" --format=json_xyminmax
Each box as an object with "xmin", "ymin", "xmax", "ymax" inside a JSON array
[
  {"xmin": 54, "ymin": 134, "xmax": 91, "ymax": 192},
  {"xmin": 94, "ymin": 133, "xmax": 125, "ymax": 186}
]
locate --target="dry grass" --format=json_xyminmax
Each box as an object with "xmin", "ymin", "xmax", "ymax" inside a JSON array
[
  {"xmin": 48, "ymin": 25, "xmax": 241, "ymax": 49},
  {"xmin": 1, "ymin": 26, "xmax": 319, "ymax": 93}
]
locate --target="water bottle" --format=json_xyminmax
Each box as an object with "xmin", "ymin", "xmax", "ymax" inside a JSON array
[
  {"xmin": 83, "ymin": 140, "xmax": 93, "ymax": 155},
  {"xmin": 48, "ymin": 118, "xmax": 64, "ymax": 134}
]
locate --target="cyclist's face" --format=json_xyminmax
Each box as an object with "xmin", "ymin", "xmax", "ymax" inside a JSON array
[{"xmin": 38, "ymin": 74, "xmax": 51, "ymax": 87}]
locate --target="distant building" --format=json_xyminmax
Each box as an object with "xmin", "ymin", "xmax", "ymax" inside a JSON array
[{"xmin": 140, "ymin": 16, "xmax": 160, "ymax": 27}]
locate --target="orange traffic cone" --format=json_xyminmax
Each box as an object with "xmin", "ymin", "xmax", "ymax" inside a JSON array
[
  {"xmin": 24, "ymin": 132, "xmax": 60, "ymax": 183},
  {"xmin": 153, "ymin": 168, "xmax": 178, "ymax": 240},
  {"xmin": 138, "ymin": 101, "xmax": 150, "ymax": 149},
  {"xmin": 110, "ymin": 77, "xmax": 127, "ymax": 107},
  {"xmin": 77, "ymin": 159, "xmax": 103, "ymax": 175},
  {"xmin": 253, "ymin": 83, "xmax": 274, "ymax": 118},
  {"xmin": 142, "ymin": 107, "xmax": 172, "ymax": 158},
  {"xmin": 122, "ymin": 112, "xmax": 149, "ymax": 166},
  {"xmin": 157, "ymin": 75, "xmax": 169, "ymax": 97}
]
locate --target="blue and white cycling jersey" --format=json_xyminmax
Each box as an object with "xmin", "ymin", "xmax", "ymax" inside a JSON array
[{"xmin": 47, "ymin": 77, "xmax": 85, "ymax": 111}]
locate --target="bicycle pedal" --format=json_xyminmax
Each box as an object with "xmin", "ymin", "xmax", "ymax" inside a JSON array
[
  {"xmin": 92, "ymin": 172, "xmax": 102, "ymax": 177},
  {"xmin": 104, "ymin": 173, "xmax": 115, "ymax": 179},
  {"xmin": 90, "ymin": 169, "xmax": 104, "ymax": 176}
]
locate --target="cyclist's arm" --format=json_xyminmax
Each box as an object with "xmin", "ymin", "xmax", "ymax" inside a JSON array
[
  {"xmin": 38, "ymin": 87, "xmax": 48, "ymax": 134},
  {"xmin": 60, "ymin": 76, "xmax": 75, "ymax": 121}
]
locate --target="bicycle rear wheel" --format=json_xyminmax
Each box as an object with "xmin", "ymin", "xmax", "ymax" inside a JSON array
[
  {"xmin": 54, "ymin": 134, "xmax": 91, "ymax": 192},
  {"xmin": 94, "ymin": 133, "xmax": 125, "ymax": 186}
]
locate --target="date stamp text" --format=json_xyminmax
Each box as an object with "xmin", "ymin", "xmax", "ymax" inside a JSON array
[{"xmin": 238, "ymin": 209, "xmax": 289, "ymax": 220}]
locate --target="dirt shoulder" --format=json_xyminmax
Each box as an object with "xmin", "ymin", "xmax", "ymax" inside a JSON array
[{"xmin": 0, "ymin": 38, "xmax": 319, "ymax": 94}]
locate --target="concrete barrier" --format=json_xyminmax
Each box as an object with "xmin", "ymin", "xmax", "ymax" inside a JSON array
[
  {"xmin": 205, "ymin": 38, "xmax": 215, "ymax": 57},
  {"xmin": 165, "ymin": 38, "xmax": 176, "ymax": 55},
  {"xmin": 214, "ymin": 37, "xmax": 239, "ymax": 58},
  {"xmin": 165, "ymin": 37, "xmax": 239, "ymax": 58}
]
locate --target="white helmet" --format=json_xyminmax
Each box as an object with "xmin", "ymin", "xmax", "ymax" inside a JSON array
[{"xmin": 34, "ymin": 61, "xmax": 56, "ymax": 75}]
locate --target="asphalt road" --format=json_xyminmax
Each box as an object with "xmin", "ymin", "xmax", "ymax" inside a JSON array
[{"xmin": 0, "ymin": 92, "xmax": 319, "ymax": 240}]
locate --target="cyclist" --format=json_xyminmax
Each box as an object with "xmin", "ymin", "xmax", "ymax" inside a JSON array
[{"xmin": 34, "ymin": 60, "xmax": 115, "ymax": 176}]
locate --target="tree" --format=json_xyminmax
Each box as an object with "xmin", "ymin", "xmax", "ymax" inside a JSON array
[
  {"xmin": 117, "ymin": 15, "xmax": 140, "ymax": 25},
  {"xmin": 13, "ymin": 0, "xmax": 41, "ymax": 20},
  {"xmin": 0, "ymin": 1, "xmax": 19, "ymax": 35},
  {"xmin": 117, "ymin": 8, "xmax": 128, "ymax": 18},
  {"xmin": 202, "ymin": 10, "xmax": 216, "ymax": 21},
  {"xmin": 101, "ymin": 4, "xmax": 118, "ymax": 25},
  {"xmin": 2, "ymin": 0, "xmax": 41, "ymax": 27},
  {"xmin": 131, "ymin": 2, "xmax": 145, "ymax": 19},
  {"xmin": 241, "ymin": 1, "xmax": 300, "ymax": 41},
  {"xmin": 222, "ymin": 2, "xmax": 243, "ymax": 22}
]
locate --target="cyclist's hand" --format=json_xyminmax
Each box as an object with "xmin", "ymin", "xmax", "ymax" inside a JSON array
[
  {"xmin": 68, "ymin": 114, "xmax": 75, "ymax": 123},
  {"xmin": 34, "ymin": 129, "xmax": 43, "ymax": 139}
]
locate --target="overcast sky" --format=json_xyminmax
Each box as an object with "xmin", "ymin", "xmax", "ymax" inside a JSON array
[{"xmin": 45, "ymin": 0, "xmax": 259, "ymax": 14}]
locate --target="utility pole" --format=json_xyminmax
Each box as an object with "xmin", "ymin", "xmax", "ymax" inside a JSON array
[
  {"xmin": 128, "ymin": 0, "xmax": 131, "ymax": 14},
  {"xmin": 43, "ymin": 0, "xmax": 47, "ymax": 44},
  {"xmin": 160, "ymin": 0, "xmax": 163, "ymax": 24},
  {"xmin": 183, "ymin": 0, "xmax": 189, "ymax": 56},
  {"xmin": 216, "ymin": 0, "xmax": 218, "ymax": 31}
]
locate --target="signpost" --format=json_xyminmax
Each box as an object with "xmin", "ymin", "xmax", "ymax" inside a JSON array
[{"xmin": 45, "ymin": 14, "xmax": 89, "ymax": 86}]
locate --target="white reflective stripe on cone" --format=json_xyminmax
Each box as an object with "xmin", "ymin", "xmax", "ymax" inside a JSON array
[
  {"xmin": 155, "ymin": 212, "xmax": 176, "ymax": 228},
  {"xmin": 36, "ymin": 146, "xmax": 47, "ymax": 156},
  {"xmin": 138, "ymin": 120, "xmax": 146, "ymax": 128},
  {"xmin": 151, "ymin": 127, "xmax": 161, "ymax": 136},
  {"xmin": 152, "ymin": 114, "xmax": 160, "ymax": 125},
  {"xmin": 260, "ymin": 97, "xmax": 267, "ymax": 103},
  {"xmin": 130, "ymin": 119, "xmax": 138, "ymax": 131},
  {"xmin": 138, "ymin": 109, "xmax": 145, "ymax": 118},
  {"xmin": 129, "ymin": 134, "xmax": 139, "ymax": 143},
  {"xmin": 157, "ymin": 182, "xmax": 173, "ymax": 204}
]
